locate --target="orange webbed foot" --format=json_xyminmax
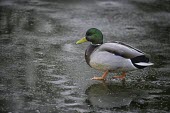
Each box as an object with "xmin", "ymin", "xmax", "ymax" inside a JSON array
[
  {"xmin": 91, "ymin": 76, "xmax": 105, "ymax": 80},
  {"xmin": 91, "ymin": 70, "xmax": 109, "ymax": 81}
]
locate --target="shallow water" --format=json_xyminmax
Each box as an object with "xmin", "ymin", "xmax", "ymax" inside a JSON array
[{"xmin": 0, "ymin": 0, "xmax": 170, "ymax": 113}]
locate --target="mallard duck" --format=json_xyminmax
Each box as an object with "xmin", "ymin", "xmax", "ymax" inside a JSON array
[{"xmin": 76, "ymin": 28, "xmax": 153, "ymax": 80}]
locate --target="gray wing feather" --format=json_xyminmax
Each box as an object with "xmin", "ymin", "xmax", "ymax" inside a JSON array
[
  {"xmin": 114, "ymin": 41, "xmax": 145, "ymax": 54},
  {"xmin": 98, "ymin": 42, "xmax": 145, "ymax": 59}
]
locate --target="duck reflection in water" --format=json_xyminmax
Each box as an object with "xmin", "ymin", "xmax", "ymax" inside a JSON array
[{"xmin": 85, "ymin": 80, "xmax": 148, "ymax": 108}]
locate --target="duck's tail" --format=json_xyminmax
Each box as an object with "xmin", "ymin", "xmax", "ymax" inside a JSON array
[
  {"xmin": 135, "ymin": 62, "xmax": 154, "ymax": 66},
  {"xmin": 131, "ymin": 55, "xmax": 154, "ymax": 69}
]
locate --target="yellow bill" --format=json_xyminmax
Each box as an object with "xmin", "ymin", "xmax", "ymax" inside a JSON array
[{"xmin": 76, "ymin": 37, "xmax": 87, "ymax": 44}]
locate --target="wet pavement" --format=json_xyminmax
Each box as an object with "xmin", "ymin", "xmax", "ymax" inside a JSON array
[{"xmin": 0, "ymin": 0, "xmax": 170, "ymax": 113}]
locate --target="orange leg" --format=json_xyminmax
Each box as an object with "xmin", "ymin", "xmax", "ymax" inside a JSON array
[
  {"xmin": 92, "ymin": 70, "xmax": 109, "ymax": 80},
  {"xmin": 113, "ymin": 72, "xmax": 126, "ymax": 80}
]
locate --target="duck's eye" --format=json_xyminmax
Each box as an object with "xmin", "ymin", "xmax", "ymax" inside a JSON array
[
  {"xmin": 86, "ymin": 33, "xmax": 91, "ymax": 37},
  {"xmin": 86, "ymin": 36, "xmax": 91, "ymax": 41}
]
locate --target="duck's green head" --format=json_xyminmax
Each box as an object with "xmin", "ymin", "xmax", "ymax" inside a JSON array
[{"xmin": 76, "ymin": 28, "xmax": 103, "ymax": 45}]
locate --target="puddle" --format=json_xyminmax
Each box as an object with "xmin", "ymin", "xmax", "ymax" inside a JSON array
[{"xmin": 0, "ymin": 0, "xmax": 170, "ymax": 113}]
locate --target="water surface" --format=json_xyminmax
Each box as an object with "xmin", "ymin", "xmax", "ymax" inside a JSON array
[{"xmin": 0, "ymin": 0, "xmax": 170, "ymax": 113}]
